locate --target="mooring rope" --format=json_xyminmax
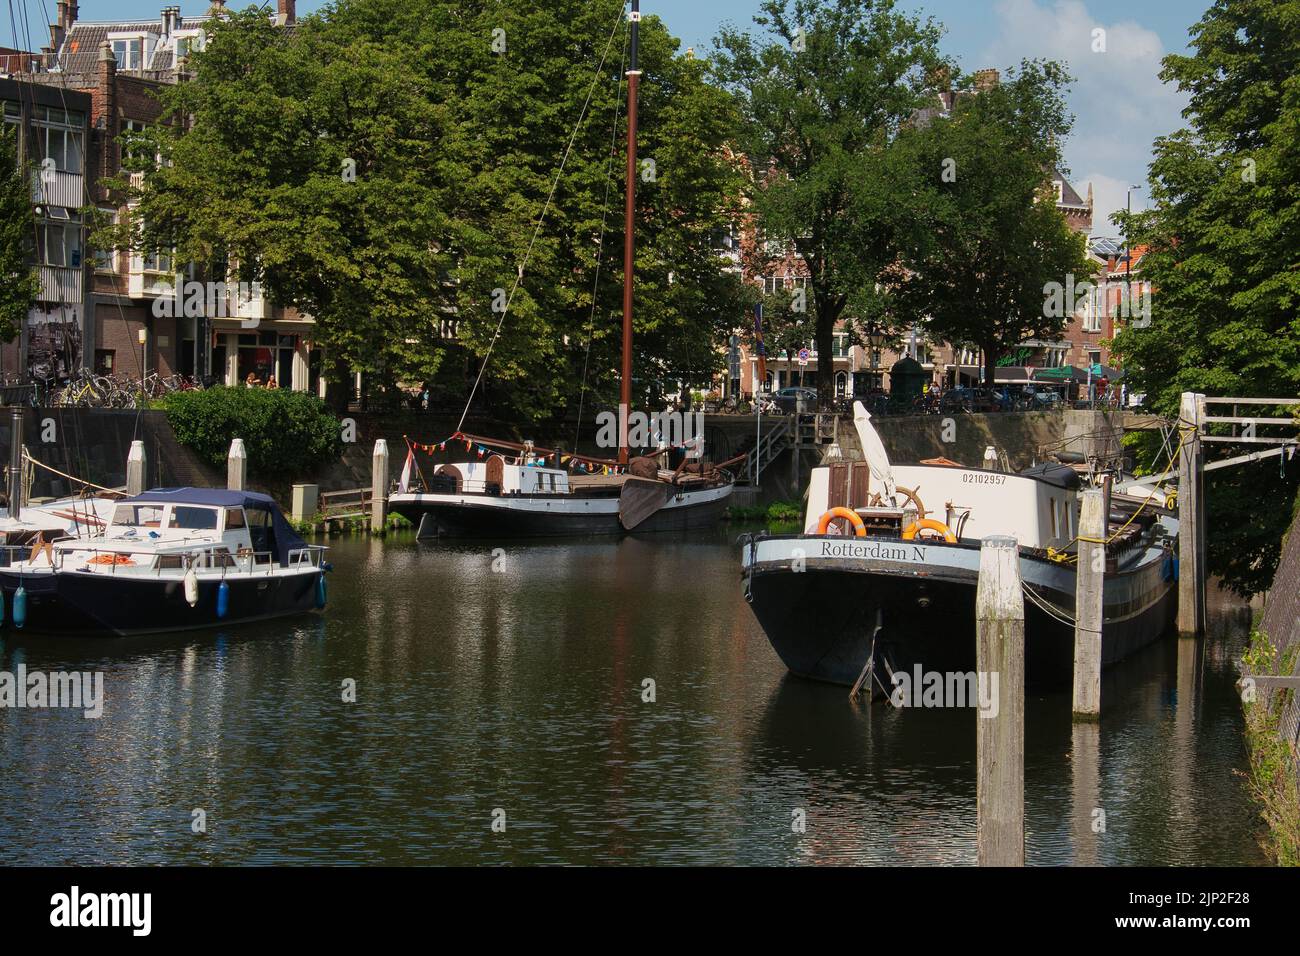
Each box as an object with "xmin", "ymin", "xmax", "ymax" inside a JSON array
[{"xmin": 20, "ymin": 450, "xmax": 126, "ymax": 497}]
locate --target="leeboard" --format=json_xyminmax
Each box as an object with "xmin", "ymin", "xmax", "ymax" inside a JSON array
[{"xmin": 619, "ymin": 477, "xmax": 671, "ymax": 530}]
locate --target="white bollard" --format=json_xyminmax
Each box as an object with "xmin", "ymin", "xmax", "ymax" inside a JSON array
[
  {"xmin": 227, "ymin": 438, "xmax": 247, "ymax": 491},
  {"xmin": 126, "ymin": 440, "xmax": 147, "ymax": 496}
]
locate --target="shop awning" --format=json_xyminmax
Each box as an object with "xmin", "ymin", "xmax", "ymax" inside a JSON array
[
  {"xmin": 951, "ymin": 365, "xmax": 1036, "ymax": 384},
  {"xmin": 1089, "ymin": 363, "xmax": 1125, "ymax": 380},
  {"xmin": 1033, "ymin": 365, "xmax": 1087, "ymax": 383}
]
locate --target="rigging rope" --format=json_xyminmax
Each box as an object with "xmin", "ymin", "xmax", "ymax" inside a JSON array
[
  {"xmin": 456, "ymin": 2, "xmax": 628, "ymax": 433},
  {"xmin": 21, "ymin": 448, "xmax": 126, "ymax": 496},
  {"xmin": 574, "ymin": 26, "xmax": 628, "ymax": 452}
]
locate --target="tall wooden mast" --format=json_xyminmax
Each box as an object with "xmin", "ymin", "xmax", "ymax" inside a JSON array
[{"xmin": 618, "ymin": 0, "xmax": 641, "ymax": 466}]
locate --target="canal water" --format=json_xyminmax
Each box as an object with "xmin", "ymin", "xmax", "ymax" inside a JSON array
[{"xmin": 0, "ymin": 527, "xmax": 1266, "ymax": 865}]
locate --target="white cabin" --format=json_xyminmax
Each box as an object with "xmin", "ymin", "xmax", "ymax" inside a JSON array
[
  {"xmin": 805, "ymin": 463, "xmax": 1079, "ymax": 551},
  {"xmin": 802, "ymin": 402, "xmax": 1084, "ymax": 552},
  {"xmin": 436, "ymin": 458, "xmax": 571, "ymax": 495}
]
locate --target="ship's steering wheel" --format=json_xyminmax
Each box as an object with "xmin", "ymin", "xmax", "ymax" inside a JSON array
[{"xmin": 892, "ymin": 485, "xmax": 928, "ymax": 518}]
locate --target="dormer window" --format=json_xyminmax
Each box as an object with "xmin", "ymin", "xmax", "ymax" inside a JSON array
[
  {"xmin": 112, "ymin": 37, "xmax": 143, "ymax": 70},
  {"xmin": 175, "ymin": 32, "xmax": 205, "ymax": 60},
  {"xmin": 1053, "ymin": 181, "xmax": 1064, "ymax": 203}
]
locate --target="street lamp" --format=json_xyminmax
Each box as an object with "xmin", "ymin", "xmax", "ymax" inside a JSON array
[
  {"xmin": 865, "ymin": 324, "xmax": 886, "ymax": 392},
  {"xmin": 866, "ymin": 325, "xmax": 885, "ymax": 365},
  {"xmin": 1125, "ymin": 184, "xmax": 1142, "ymax": 289}
]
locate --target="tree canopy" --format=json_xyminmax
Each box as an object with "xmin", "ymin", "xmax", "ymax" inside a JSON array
[
  {"xmin": 890, "ymin": 60, "xmax": 1092, "ymax": 387},
  {"xmin": 1111, "ymin": 0, "xmax": 1300, "ymax": 595},
  {"xmin": 0, "ymin": 125, "xmax": 38, "ymax": 344},
  {"xmin": 713, "ymin": 0, "xmax": 948, "ymax": 401},
  {"xmin": 108, "ymin": 0, "xmax": 745, "ymax": 420}
]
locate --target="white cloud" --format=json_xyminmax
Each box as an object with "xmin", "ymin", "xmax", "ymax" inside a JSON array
[
  {"xmin": 1080, "ymin": 172, "xmax": 1143, "ymax": 237},
  {"xmin": 979, "ymin": 0, "xmax": 1188, "ymax": 236}
]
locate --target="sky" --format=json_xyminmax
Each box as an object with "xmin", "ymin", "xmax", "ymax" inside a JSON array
[{"xmin": 6, "ymin": 0, "xmax": 1211, "ymax": 236}]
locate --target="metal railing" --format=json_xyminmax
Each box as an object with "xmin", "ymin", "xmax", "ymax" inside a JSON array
[
  {"xmin": 744, "ymin": 418, "xmax": 791, "ymax": 485},
  {"xmin": 0, "ymin": 542, "xmax": 327, "ymax": 575}
]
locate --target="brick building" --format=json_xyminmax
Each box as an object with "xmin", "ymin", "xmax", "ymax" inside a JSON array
[
  {"xmin": 722, "ymin": 67, "xmax": 1105, "ymax": 401},
  {"xmin": 5, "ymin": 0, "xmax": 318, "ymax": 391},
  {"xmin": 0, "ymin": 76, "xmax": 92, "ymax": 384}
]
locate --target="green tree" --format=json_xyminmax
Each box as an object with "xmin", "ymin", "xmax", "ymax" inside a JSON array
[
  {"xmin": 713, "ymin": 0, "xmax": 947, "ymax": 403},
  {"xmin": 1111, "ymin": 0, "xmax": 1300, "ymax": 595},
  {"xmin": 0, "ymin": 126, "xmax": 39, "ymax": 343},
  {"xmin": 107, "ymin": 0, "xmax": 744, "ymax": 422},
  {"xmin": 890, "ymin": 60, "xmax": 1092, "ymax": 387}
]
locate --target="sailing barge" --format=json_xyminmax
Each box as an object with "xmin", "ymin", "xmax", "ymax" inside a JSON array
[
  {"xmin": 741, "ymin": 403, "xmax": 1179, "ymax": 686},
  {"xmin": 388, "ymin": 433, "xmax": 735, "ymax": 538}
]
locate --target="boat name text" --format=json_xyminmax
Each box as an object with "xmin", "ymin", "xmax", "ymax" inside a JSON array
[{"xmin": 819, "ymin": 541, "xmax": 927, "ymax": 562}]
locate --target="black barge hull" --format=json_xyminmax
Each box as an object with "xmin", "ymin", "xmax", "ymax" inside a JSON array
[
  {"xmin": 742, "ymin": 535, "xmax": 1177, "ymax": 687},
  {"xmin": 390, "ymin": 488, "xmax": 732, "ymax": 538}
]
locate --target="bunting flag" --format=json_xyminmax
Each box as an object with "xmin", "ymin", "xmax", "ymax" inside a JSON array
[{"xmin": 397, "ymin": 448, "xmax": 413, "ymax": 494}]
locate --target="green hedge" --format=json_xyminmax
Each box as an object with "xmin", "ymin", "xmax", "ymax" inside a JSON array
[{"xmin": 157, "ymin": 386, "xmax": 343, "ymax": 476}]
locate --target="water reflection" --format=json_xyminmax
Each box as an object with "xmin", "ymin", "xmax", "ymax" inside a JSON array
[{"xmin": 0, "ymin": 530, "xmax": 1266, "ymax": 865}]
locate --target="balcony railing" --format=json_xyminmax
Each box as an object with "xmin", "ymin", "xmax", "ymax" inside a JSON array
[
  {"xmin": 30, "ymin": 170, "xmax": 85, "ymax": 210},
  {"xmin": 38, "ymin": 265, "xmax": 82, "ymax": 304}
]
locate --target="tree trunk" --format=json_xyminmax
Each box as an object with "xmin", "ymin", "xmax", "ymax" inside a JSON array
[
  {"xmin": 814, "ymin": 293, "xmax": 843, "ymax": 407},
  {"xmin": 324, "ymin": 356, "xmax": 351, "ymax": 414},
  {"xmin": 983, "ymin": 343, "xmax": 999, "ymax": 390}
]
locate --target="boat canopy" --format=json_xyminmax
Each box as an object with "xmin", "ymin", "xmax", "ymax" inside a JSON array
[
  {"xmin": 1018, "ymin": 462, "xmax": 1081, "ymax": 489},
  {"xmin": 127, "ymin": 487, "xmax": 307, "ymax": 566}
]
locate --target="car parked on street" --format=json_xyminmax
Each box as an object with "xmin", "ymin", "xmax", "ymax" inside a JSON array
[{"xmin": 773, "ymin": 386, "xmax": 819, "ymax": 414}]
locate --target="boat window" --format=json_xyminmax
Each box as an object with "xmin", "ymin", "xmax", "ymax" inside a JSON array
[
  {"xmin": 113, "ymin": 504, "xmax": 165, "ymax": 527},
  {"xmin": 169, "ymin": 506, "xmax": 220, "ymax": 530},
  {"xmin": 156, "ymin": 554, "xmax": 184, "ymax": 570},
  {"xmin": 209, "ymin": 548, "xmax": 236, "ymax": 568},
  {"xmin": 225, "ymin": 508, "xmax": 246, "ymax": 530},
  {"xmin": 1049, "ymin": 499, "xmax": 1058, "ymax": 538}
]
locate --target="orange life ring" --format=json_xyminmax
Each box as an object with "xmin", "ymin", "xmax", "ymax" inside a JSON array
[
  {"xmin": 816, "ymin": 507, "xmax": 867, "ymax": 538},
  {"xmin": 902, "ymin": 519, "xmax": 957, "ymax": 543}
]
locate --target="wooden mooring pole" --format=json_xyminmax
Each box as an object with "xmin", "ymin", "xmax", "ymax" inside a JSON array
[
  {"xmin": 1073, "ymin": 485, "xmax": 1107, "ymax": 719},
  {"xmin": 976, "ymin": 534, "xmax": 1025, "ymax": 866},
  {"xmin": 371, "ymin": 439, "xmax": 389, "ymax": 534},
  {"xmin": 1176, "ymin": 391, "xmax": 1205, "ymax": 636}
]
